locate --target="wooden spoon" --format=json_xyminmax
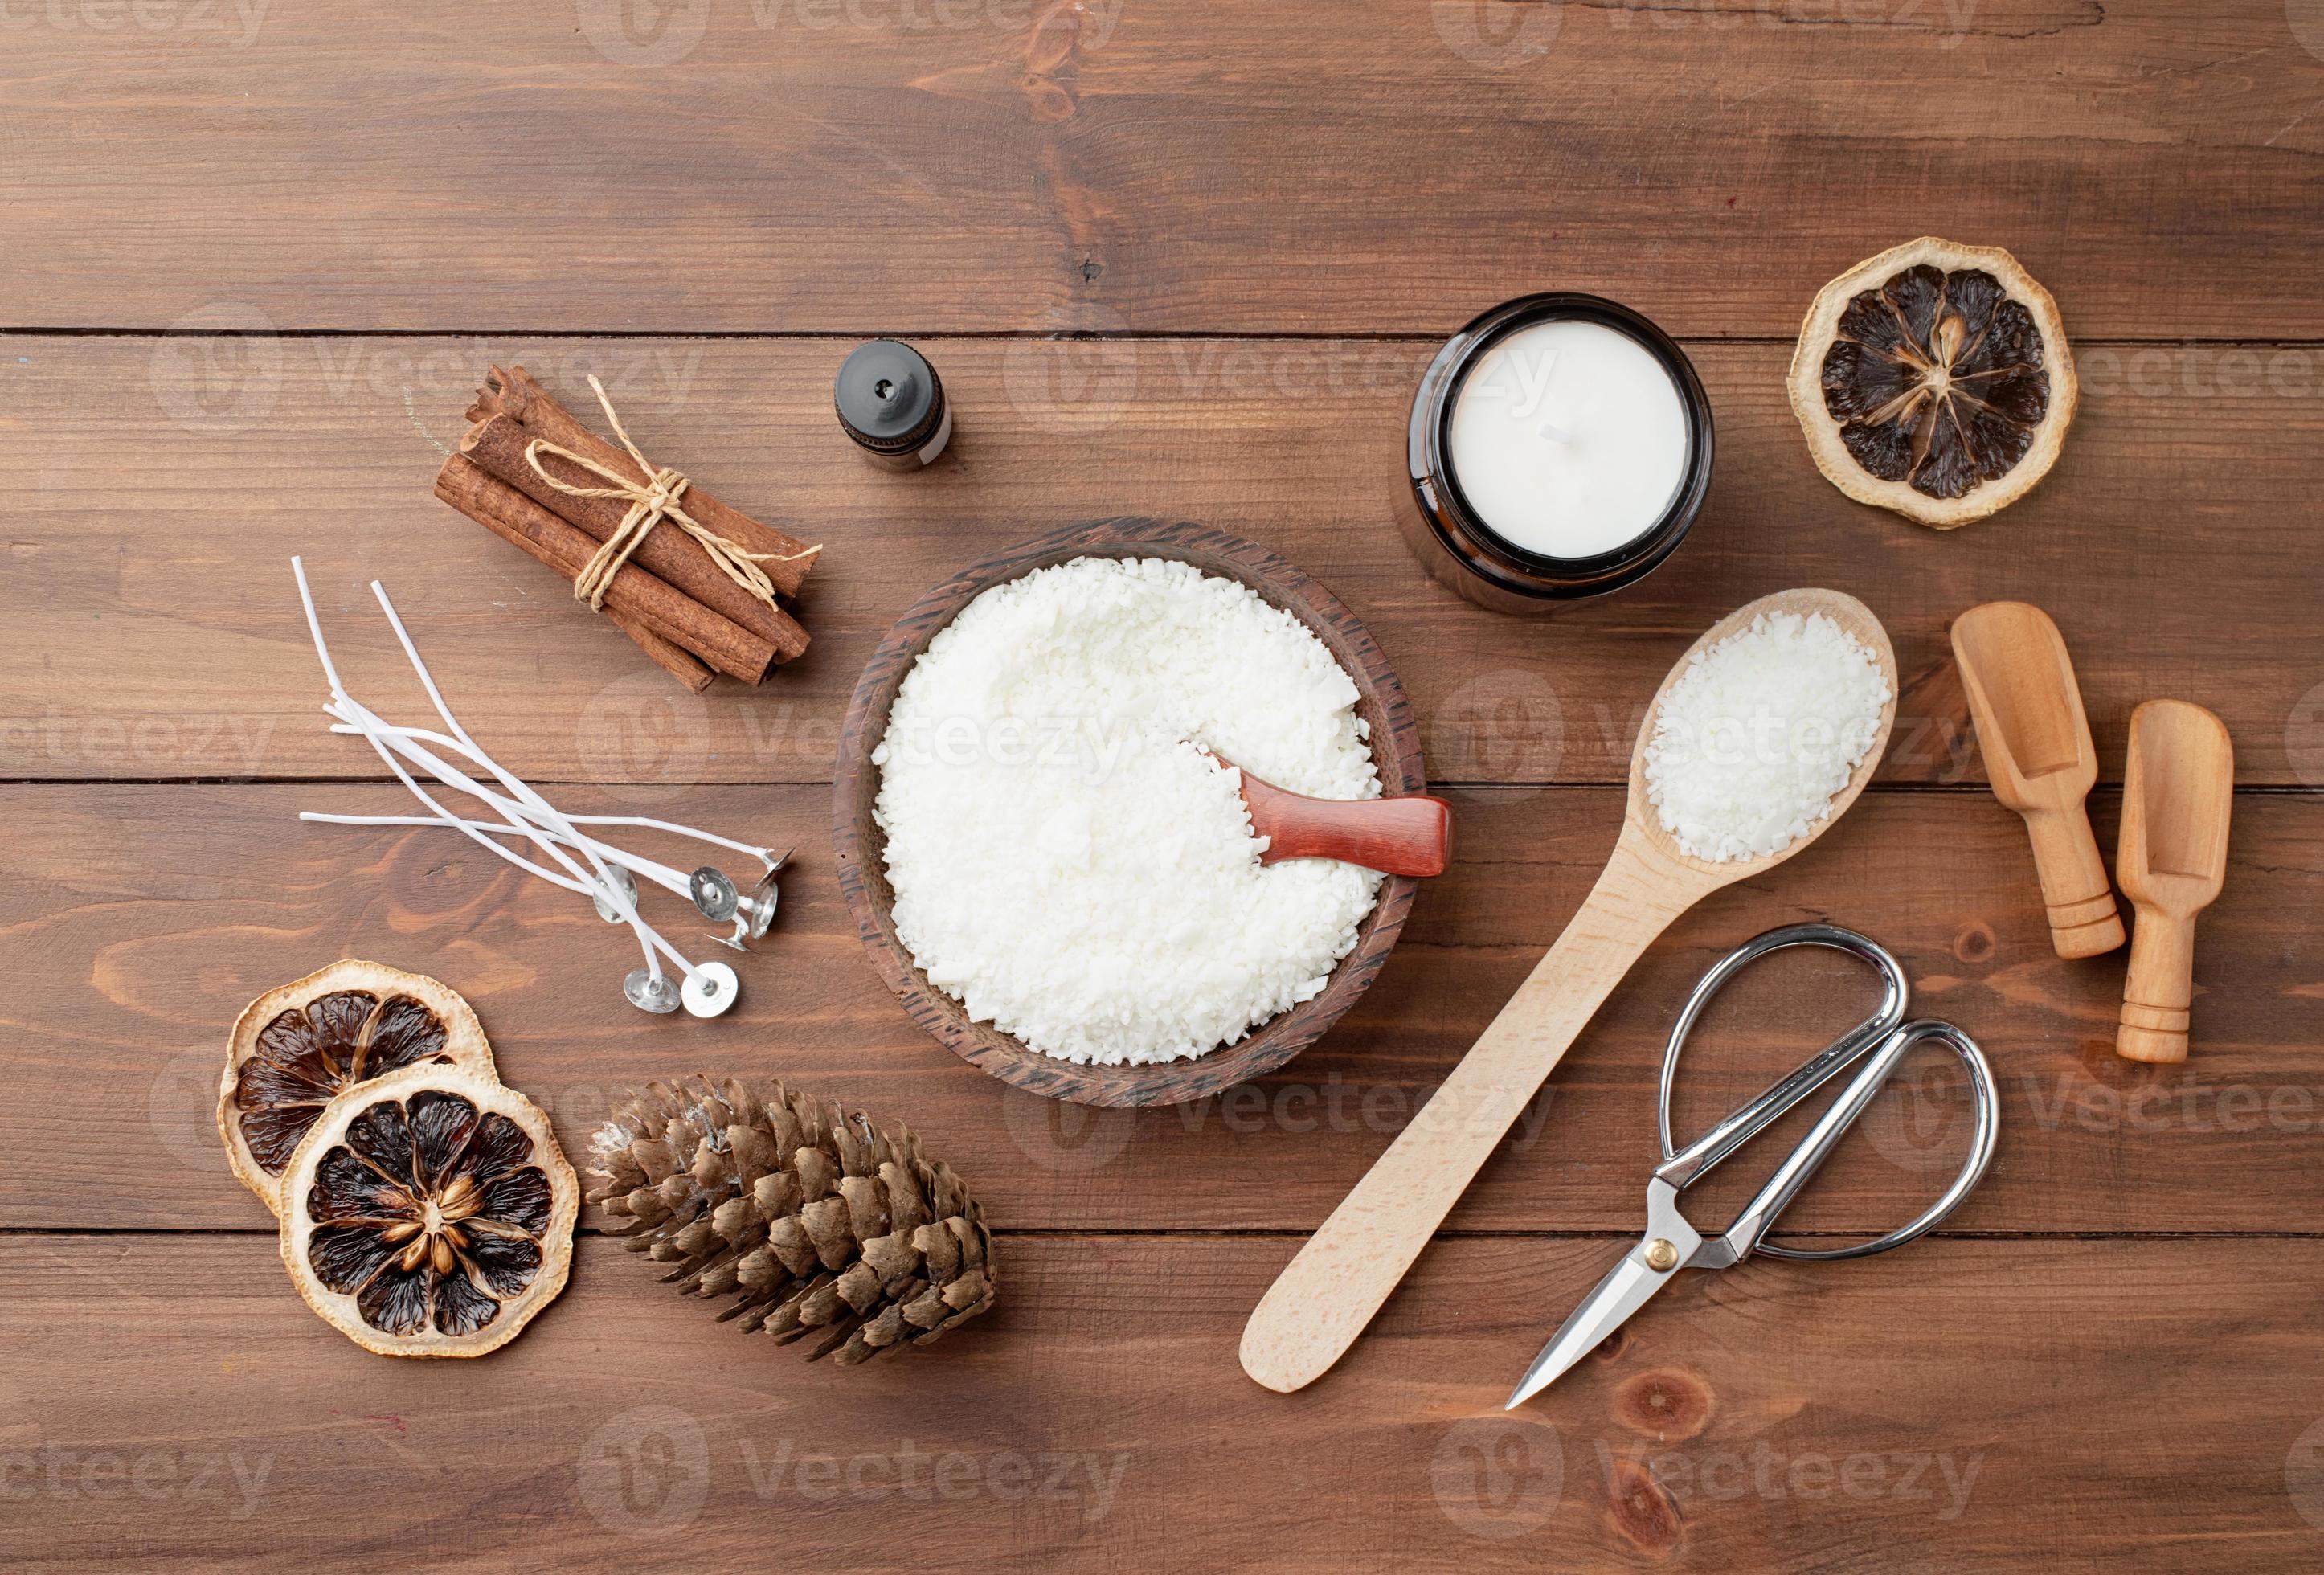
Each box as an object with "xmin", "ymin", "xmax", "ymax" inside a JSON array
[
  {"xmin": 1949, "ymin": 602, "xmax": 2125, "ymax": 958},
  {"xmin": 2115, "ymin": 700, "xmax": 2234, "ymax": 1064},
  {"xmin": 1238, "ymin": 587, "xmax": 1896, "ymax": 1394},
  {"xmin": 1206, "ymin": 752, "xmax": 1451, "ymax": 878}
]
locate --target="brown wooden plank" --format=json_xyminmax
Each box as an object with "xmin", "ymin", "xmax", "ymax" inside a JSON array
[
  {"xmin": 3, "ymin": 1231, "xmax": 2321, "ymax": 1571},
  {"xmin": 8, "ymin": 334, "xmax": 2322, "ymax": 784},
  {"xmin": 12, "ymin": 782, "xmax": 2320, "ymax": 1235},
  {"xmin": 2, "ymin": 5, "xmax": 2322, "ymax": 337}
]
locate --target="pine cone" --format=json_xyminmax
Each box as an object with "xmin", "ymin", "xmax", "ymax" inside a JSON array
[{"xmin": 584, "ymin": 1076, "xmax": 996, "ymax": 1364}]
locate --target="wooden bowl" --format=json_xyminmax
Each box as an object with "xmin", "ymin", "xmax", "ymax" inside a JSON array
[{"xmin": 833, "ymin": 518, "xmax": 1427, "ymax": 1107}]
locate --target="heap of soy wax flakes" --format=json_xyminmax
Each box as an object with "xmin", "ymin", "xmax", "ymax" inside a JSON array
[
  {"xmin": 871, "ymin": 556, "xmax": 1384, "ymax": 1066},
  {"xmin": 1643, "ymin": 611, "xmax": 1891, "ymax": 863}
]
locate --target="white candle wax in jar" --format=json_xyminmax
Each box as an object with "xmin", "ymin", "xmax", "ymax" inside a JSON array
[{"xmin": 1446, "ymin": 318, "xmax": 1691, "ymax": 560}]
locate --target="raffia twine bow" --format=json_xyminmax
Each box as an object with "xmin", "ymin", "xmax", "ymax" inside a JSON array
[{"xmin": 525, "ymin": 375, "xmax": 816, "ymax": 612}]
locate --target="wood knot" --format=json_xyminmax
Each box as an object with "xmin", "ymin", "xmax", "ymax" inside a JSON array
[
  {"xmin": 1953, "ymin": 922, "xmax": 1995, "ymax": 964},
  {"xmin": 1025, "ymin": 2, "xmax": 1088, "ymax": 72},
  {"xmin": 2073, "ymin": 1043, "xmax": 2150, "ymax": 1090},
  {"xmin": 1612, "ymin": 1368, "xmax": 1713, "ymax": 1441},
  {"xmin": 1021, "ymin": 1, "xmax": 1120, "ymax": 119},
  {"xmin": 1019, "ymin": 76, "xmax": 1078, "ymax": 123},
  {"xmin": 1602, "ymin": 1454, "xmax": 1684, "ymax": 1555},
  {"xmin": 1588, "ymin": 1323, "xmax": 1631, "ymax": 1365}
]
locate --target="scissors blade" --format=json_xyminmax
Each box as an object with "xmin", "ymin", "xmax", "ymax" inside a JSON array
[
  {"xmin": 1503, "ymin": 1248, "xmax": 1675, "ymax": 1410},
  {"xmin": 1505, "ymin": 1181, "xmax": 1702, "ymax": 1412}
]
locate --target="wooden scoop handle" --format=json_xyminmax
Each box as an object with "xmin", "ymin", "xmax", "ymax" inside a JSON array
[
  {"xmin": 1239, "ymin": 837, "xmax": 1688, "ymax": 1393},
  {"xmin": 2118, "ymin": 908, "xmax": 2198, "ymax": 1063},
  {"xmin": 1212, "ymin": 753, "xmax": 1452, "ymax": 878},
  {"xmin": 2023, "ymin": 804, "xmax": 2128, "ymax": 959},
  {"xmin": 1246, "ymin": 781, "xmax": 1452, "ymax": 878}
]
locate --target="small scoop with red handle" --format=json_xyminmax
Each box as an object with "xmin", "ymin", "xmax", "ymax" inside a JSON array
[{"xmin": 1205, "ymin": 751, "xmax": 1452, "ymax": 878}]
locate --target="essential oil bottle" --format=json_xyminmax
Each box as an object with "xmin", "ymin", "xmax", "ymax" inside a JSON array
[{"xmin": 835, "ymin": 339, "xmax": 953, "ymax": 469}]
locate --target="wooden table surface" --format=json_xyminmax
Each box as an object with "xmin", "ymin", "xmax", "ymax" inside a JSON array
[{"xmin": 6, "ymin": 3, "xmax": 2322, "ymax": 1569}]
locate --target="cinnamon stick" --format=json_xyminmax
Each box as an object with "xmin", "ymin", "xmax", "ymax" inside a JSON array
[
  {"xmin": 471, "ymin": 365, "xmax": 819, "ymax": 601},
  {"xmin": 608, "ymin": 609, "xmax": 716, "ymax": 693},
  {"xmin": 436, "ymin": 453, "xmax": 775, "ymax": 685},
  {"xmin": 461, "ymin": 414, "xmax": 811, "ymax": 666}
]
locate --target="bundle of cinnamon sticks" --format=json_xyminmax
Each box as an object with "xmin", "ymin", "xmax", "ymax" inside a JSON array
[{"xmin": 435, "ymin": 366, "xmax": 816, "ymax": 690}]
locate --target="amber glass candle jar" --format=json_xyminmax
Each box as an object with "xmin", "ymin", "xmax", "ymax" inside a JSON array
[{"xmin": 1396, "ymin": 294, "xmax": 1714, "ymax": 614}]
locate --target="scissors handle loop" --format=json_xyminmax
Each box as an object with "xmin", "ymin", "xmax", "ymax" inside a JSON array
[
  {"xmin": 1651, "ymin": 925, "xmax": 2000, "ymax": 1267},
  {"xmin": 1749, "ymin": 1019, "xmax": 1998, "ymax": 1260},
  {"xmin": 1655, "ymin": 923, "xmax": 1909, "ymax": 1183}
]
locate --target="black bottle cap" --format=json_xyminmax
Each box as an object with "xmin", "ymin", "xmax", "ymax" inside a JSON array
[{"xmin": 834, "ymin": 340, "xmax": 945, "ymax": 455}]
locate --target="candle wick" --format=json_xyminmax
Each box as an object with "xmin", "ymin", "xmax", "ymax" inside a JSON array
[{"xmin": 1530, "ymin": 351, "xmax": 1569, "ymax": 444}]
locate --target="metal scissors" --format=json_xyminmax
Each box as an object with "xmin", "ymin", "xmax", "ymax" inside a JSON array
[{"xmin": 1505, "ymin": 923, "xmax": 1999, "ymax": 1410}]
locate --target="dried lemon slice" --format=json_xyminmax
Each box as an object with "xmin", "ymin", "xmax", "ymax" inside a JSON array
[
  {"xmin": 1789, "ymin": 237, "xmax": 2076, "ymax": 529},
  {"xmin": 279, "ymin": 1062, "xmax": 577, "ymax": 1358},
  {"xmin": 217, "ymin": 959, "xmax": 496, "ymax": 1212}
]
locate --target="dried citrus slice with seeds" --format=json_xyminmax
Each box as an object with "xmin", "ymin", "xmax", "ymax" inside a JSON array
[
  {"xmin": 1789, "ymin": 237, "xmax": 2076, "ymax": 529},
  {"xmin": 217, "ymin": 959, "xmax": 496, "ymax": 1212},
  {"xmin": 279, "ymin": 1062, "xmax": 577, "ymax": 1357}
]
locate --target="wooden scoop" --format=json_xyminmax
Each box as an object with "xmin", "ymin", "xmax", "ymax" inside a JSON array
[
  {"xmin": 1950, "ymin": 602, "xmax": 2126, "ymax": 959},
  {"xmin": 1208, "ymin": 753, "xmax": 1451, "ymax": 878},
  {"xmin": 1238, "ymin": 587, "xmax": 1896, "ymax": 1394},
  {"xmin": 2115, "ymin": 700, "xmax": 2233, "ymax": 1064}
]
